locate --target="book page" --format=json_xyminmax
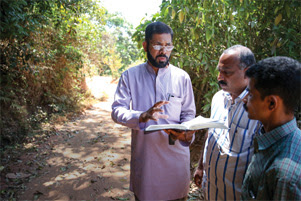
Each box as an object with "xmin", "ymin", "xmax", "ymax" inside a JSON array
[
  {"xmin": 181, "ymin": 116, "xmax": 214, "ymax": 127},
  {"xmin": 188, "ymin": 121, "xmax": 228, "ymax": 130},
  {"xmin": 145, "ymin": 124, "xmax": 188, "ymax": 132},
  {"xmin": 145, "ymin": 116, "xmax": 227, "ymax": 132}
]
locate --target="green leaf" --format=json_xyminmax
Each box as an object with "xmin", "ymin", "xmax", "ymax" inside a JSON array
[
  {"xmin": 285, "ymin": 4, "xmax": 291, "ymax": 18},
  {"xmin": 179, "ymin": 11, "xmax": 185, "ymax": 23},
  {"xmin": 164, "ymin": 6, "xmax": 170, "ymax": 17},
  {"xmin": 172, "ymin": 8, "xmax": 176, "ymax": 19},
  {"xmin": 206, "ymin": 28, "xmax": 211, "ymax": 42},
  {"xmin": 203, "ymin": 0, "xmax": 208, "ymax": 9},
  {"xmin": 274, "ymin": 13, "xmax": 282, "ymax": 25}
]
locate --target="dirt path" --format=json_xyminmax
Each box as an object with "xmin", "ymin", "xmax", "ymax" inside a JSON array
[
  {"xmin": 17, "ymin": 78, "xmax": 135, "ymax": 200},
  {"xmin": 1, "ymin": 76, "xmax": 203, "ymax": 200}
]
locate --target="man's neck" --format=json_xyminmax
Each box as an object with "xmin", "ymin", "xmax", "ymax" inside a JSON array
[
  {"xmin": 230, "ymin": 92, "xmax": 243, "ymax": 104},
  {"xmin": 147, "ymin": 61, "xmax": 168, "ymax": 75},
  {"xmin": 262, "ymin": 114, "xmax": 294, "ymax": 133}
]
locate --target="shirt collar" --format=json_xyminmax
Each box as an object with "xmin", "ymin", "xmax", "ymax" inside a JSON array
[
  {"xmin": 255, "ymin": 118, "xmax": 298, "ymax": 151},
  {"xmin": 223, "ymin": 88, "xmax": 248, "ymax": 106}
]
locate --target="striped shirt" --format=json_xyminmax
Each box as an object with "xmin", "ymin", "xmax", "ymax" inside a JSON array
[
  {"xmin": 202, "ymin": 89, "xmax": 261, "ymax": 200},
  {"xmin": 241, "ymin": 118, "xmax": 301, "ymax": 200}
]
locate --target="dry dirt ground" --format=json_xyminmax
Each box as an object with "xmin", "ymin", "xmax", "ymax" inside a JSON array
[{"xmin": 1, "ymin": 76, "xmax": 204, "ymax": 201}]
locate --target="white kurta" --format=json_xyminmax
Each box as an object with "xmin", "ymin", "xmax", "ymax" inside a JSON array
[{"xmin": 111, "ymin": 62, "xmax": 196, "ymax": 200}]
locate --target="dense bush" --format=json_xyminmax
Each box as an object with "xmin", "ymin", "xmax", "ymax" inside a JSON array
[
  {"xmin": 1, "ymin": 0, "xmax": 86, "ymax": 145},
  {"xmin": 0, "ymin": 0, "xmax": 140, "ymax": 147}
]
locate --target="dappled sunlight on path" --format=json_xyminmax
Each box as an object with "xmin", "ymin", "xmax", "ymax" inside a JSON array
[{"xmin": 18, "ymin": 76, "xmax": 134, "ymax": 200}]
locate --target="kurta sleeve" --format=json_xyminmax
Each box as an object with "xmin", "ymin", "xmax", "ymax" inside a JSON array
[
  {"xmin": 180, "ymin": 73, "xmax": 196, "ymax": 123},
  {"xmin": 111, "ymin": 71, "xmax": 144, "ymax": 130},
  {"xmin": 178, "ymin": 72, "xmax": 196, "ymax": 146}
]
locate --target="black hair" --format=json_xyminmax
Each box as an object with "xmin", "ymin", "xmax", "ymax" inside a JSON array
[
  {"xmin": 224, "ymin": 45, "xmax": 256, "ymax": 69},
  {"xmin": 246, "ymin": 56, "xmax": 301, "ymax": 114},
  {"xmin": 145, "ymin": 21, "xmax": 173, "ymax": 43}
]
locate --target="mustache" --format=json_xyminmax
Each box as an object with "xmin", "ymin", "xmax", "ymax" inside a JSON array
[
  {"xmin": 156, "ymin": 55, "xmax": 168, "ymax": 59},
  {"xmin": 218, "ymin": 80, "xmax": 227, "ymax": 85}
]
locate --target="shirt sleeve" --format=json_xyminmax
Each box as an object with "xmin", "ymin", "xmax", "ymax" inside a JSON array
[
  {"xmin": 264, "ymin": 162, "xmax": 301, "ymax": 201},
  {"xmin": 111, "ymin": 71, "xmax": 143, "ymax": 130},
  {"xmin": 274, "ymin": 177, "xmax": 301, "ymax": 201}
]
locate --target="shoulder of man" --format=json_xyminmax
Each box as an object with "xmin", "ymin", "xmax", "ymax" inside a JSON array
[
  {"xmin": 127, "ymin": 62, "xmax": 147, "ymax": 71},
  {"xmin": 266, "ymin": 127, "xmax": 301, "ymax": 175},
  {"xmin": 212, "ymin": 90, "xmax": 225, "ymax": 100},
  {"xmin": 169, "ymin": 64, "xmax": 191, "ymax": 77},
  {"xmin": 121, "ymin": 62, "xmax": 147, "ymax": 76}
]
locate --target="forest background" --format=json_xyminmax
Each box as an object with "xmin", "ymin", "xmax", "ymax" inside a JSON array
[{"xmin": 1, "ymin": 0, "xmax": 300, "ymax": 175}]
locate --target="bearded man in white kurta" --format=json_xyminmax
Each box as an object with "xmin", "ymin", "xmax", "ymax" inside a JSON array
[{"xmin": 111, "ymin": 22, "xmax": 196, "ymax": 200}]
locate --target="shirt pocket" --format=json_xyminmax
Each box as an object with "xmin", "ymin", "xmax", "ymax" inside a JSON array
[
  {"xmin": 227, "ymin": 122, "xmax": 254, "ymax": 153},
  {"xmin": 231, "ymin": 111, "xmax": 250, "ymax": 129},
  {"xmin": 165, "ymin": 96, "xmax": 182, "ymax": 122}
]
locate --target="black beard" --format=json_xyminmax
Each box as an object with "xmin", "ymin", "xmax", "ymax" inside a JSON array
[{"xmin": 147, "ymin": 49, "xmax": 169, "ymax": 68}]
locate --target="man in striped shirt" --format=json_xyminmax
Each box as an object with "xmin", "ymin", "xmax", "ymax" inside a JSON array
[
  {"xmin": 194, "ymin": 45, "xmax": 261, "ymax": 200},
  {"xmin": 241, "ymin": 56, "xmax": 301, "ymax": 200}
]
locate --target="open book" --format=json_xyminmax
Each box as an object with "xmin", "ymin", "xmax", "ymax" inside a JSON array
[{"xmin": 145, "ymin": 115, "xmax": 228, "ymax": 132}]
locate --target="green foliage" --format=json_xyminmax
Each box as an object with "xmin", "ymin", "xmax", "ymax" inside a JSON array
[
  {"xmin": 0, "ymin": 0, "xmax": 142, "ymax": 147},
  {"xmin": 0, "ymin": 0, "xmax": 97, "ymax": 146},
  {"xmin": 75, "ymin": 9, "xmax": 140, "ymax": 78},
  {"xmin": 133, "ymin": 0, "xmax": 301, "ymax": 116},
  {"xmin": 102, "ymin": 13, "xmax": 141, "ymax": 76}
]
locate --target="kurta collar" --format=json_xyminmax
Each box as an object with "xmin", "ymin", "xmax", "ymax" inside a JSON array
[
  {"xmin": 255, "ymin": 118, "xmax": 297, "ymax": 151},
  {"xmin": 145, "ymin": 62, "xmax": 170, "ymax": 77}
]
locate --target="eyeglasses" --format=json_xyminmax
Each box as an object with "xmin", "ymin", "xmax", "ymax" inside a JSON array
[{"xmin": 152, "ymin": 45, "xmax": 174, "ymax": 51}]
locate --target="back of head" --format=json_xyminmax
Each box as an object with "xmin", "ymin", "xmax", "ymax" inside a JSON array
[
  {"xmin": 223, "ymin": 45, "xmax": 256, "ymax": 69},
  {"xmin": 246, "ymin": 56, "xmax": 301, "ymax": 114},
  {"xmin": 145, "ymin": 21, "xmax": 173, "ymax": 43}
]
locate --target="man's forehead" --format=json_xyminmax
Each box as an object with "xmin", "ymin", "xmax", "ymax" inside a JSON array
[
  {"xmin": 150, "ymin": 33, "xmax": 172, "ymax": 41},
  {"xmin": 218, "ymin": 52, "xmax": 240, "ymax": 69},
  {"xmin": 220, "ymin": 52, "xmax": 240, "ymax": 61}
]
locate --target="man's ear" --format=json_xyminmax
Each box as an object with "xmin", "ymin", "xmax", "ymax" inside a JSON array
[
  {"xmin": 267, "ymin": 95, "xmax": 278, "ymax": 111},
  {"xmin": 142, "ymin": 41, "xmax": 147, "ymax": 52},
  {"xmin": 243, "ymin": 67, "xmax": 249, "ymax": 79}
]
